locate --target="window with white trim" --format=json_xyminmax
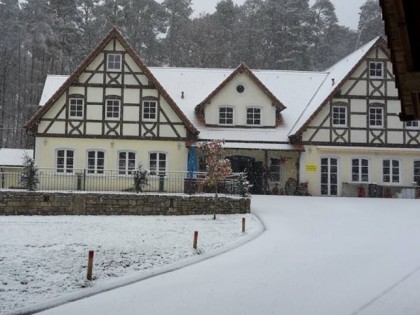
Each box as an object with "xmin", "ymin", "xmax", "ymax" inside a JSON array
[
  {"xmin": 143, "ymin": 100, "xmax": 157, "ymax": 121},
  {"xmin": 107, "ymin": 53, "xmax": 122, "ymax": 71},
  {"xmin": 118, "ymin": 151, "xmax": 136, "ymax": 175},
  {"xmin": 369, "ymin": 107, "xmax": 384, "ymax": 127},
  {"xmin": 414, "ymin": 160, "xmax": 420, "ymax": 184},
  {"xmin": 405, "ymin": 120, "xmax": 420, "ymax": 129},
  {"xmin": 56, "ymin": 149, "xmax": 74, "ymax": 174},
  {"xmin": 369, "ymin": 61, "xmax": 384, "ymax": 78},
  {"xmin": 269, "ymin": 158, "xmax": 282, "ymax": 182},
  {"xmin": 351, "ymin": 158, "xmax": 369, "ymax": 182},
  {"xmin": 69, "ymin": 98, "xmax": 84, "ymax": 118},
  {"xmin": 149, "ymin": 152, "xmax": 167, "ymax": 176},
  {"xmin": 106, "ymin": 99, "xmax": 120, "ymax": 119},
  {"xmin": 383, "ymin": 159, "xmax": 400, "ymax": 183},
  {"xmin": 247, "ymin": 107, "xmax": 261, "ymax": 125},
  {"xmin": 332, "ymin": 105, "xmax": 347, "ymax": 127},
  {"xmin": 219, "ymin": 107, "xmax": 233, "ymax": 125},
  {"xmin": 87, "ymin": 150, "xmax": 105, "ymax": 175}
]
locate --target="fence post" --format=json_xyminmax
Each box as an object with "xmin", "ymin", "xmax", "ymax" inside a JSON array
[
  {"xmin": 242, "ymin": 217, "xmax": 246, "ymax": 233},
  {"xmin": 87, "ymin": 250, "xmax": 94, "ymax": 281},
  {"xmin": 193, "ymin": 231, "xmax": 198, "ymax": 249}
]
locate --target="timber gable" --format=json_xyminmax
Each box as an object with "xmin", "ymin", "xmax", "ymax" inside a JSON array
[
  {"xmin": 26, "ymin": 28, "xmax": 198, "ymax": 141},
  {"xmin": 195, "ymin": 63, "xmax": 286, "ymax": 128},
  {"xmin": 294, "ymin": 38, "xmax": 420, "ymax": 149}
]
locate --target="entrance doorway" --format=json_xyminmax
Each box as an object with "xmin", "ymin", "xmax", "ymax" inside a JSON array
[{"xmin": 227, "ymin": 155, "xmax": 263, "ymax": 194}]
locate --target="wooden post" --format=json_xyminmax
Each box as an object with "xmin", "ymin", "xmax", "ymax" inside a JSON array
[
  {"xmin": 193, "ymin": 231, "xmax": 198, "ymax": 249},
  {"xmin": 87, "ymin": 250, "xmax": 94, "ymax": 281},
  {"xmin": 242, "ymin": 217, "xmax": 246, "ymax": 233}
]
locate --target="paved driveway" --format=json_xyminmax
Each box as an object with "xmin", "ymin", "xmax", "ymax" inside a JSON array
[{"xmin": 40, "ymin": 196, "xmax": 420, "ymax": 315}]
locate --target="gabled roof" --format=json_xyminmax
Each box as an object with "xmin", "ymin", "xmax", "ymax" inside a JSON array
[
  {"xmin": 34, "ymin": 36, "xmax": 391, "ymax": 150},
  {"xmin": 25, "ymin": 28, "xmax": 198, "ymax": 135},
  {"xmin": 195, "ymin": 63, "xmax": 286, "ymax": 116},
  {"xmin": 151, "ymin": 67, "xmax": 326, "ymax": 145},
  {"xmin": 288, "ymin": 36, "xmax": 388, "ymax": 138}
]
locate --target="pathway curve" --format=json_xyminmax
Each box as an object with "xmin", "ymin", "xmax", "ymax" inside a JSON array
[{"xmin": 39, "ymin": 196, "xmax": 420, "ymax": 315}]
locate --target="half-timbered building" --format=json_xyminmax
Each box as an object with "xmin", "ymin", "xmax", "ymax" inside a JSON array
[
  {"xmin": 26, "ymin": 28, "xmax": 198, "ymax": 191},
  {"xmin": 27, "ymin": 28, "xmax": 420, "ymax": 197}
]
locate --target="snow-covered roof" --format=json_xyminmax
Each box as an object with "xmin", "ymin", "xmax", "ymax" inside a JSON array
[
  {"xmin": 37, "ymin": 38, "xmax": 381, "ymax": 147},
  {"xmin": 0, "ymin": 148, "xmax": 33, "ymax": 167},
  {"xmin": 39, "ymin": 75, "xmax": 68, "ymax": 106},
  {"xmin": 150, "ymin": 67, "xmax": 327, "ymax": 143},
  {"xmin": 288, "ymin": 37, "xmax": 381, "ymax": 136}
]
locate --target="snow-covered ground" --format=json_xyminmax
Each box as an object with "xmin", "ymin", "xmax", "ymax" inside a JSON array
[
  {"xmin": 0, "ymin": 214, "xmax": 261, "ymax": 314},
  {"xmin": 35, "ymin": 196, "xmax": 420, "ymax": 315}
]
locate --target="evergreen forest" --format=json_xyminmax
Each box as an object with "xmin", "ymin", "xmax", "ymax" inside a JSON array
[{"xmin": 0, "ymin": 0, "xmax": 384, "ymax": 148}]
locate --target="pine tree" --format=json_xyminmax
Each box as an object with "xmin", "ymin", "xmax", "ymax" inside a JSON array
[
  {"xmin": 162, "ymin": 0, "xmax": 193, "ymax": 66},
  {"xmin": 20, "ymin": 153, "xmax": 39, "ymax": 191},
  {"xmin": 133, "ymin": 163, "xmax": 149, "ymax": 193},
  {"xmin": 236, "ymin": 171, "xmax": 252, "ymax": 197},
  {"xmin": 356, "ymin": 0, "xmax": 384, "ymax": 48}
]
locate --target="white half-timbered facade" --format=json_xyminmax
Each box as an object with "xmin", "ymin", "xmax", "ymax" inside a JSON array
[
  {"xmin": 26, "ymin": 28, "xmax": 198, "ymax": 192},
  {"xmin": 27, "ymin": 29, "xmax": 420, "ymax": 197}
]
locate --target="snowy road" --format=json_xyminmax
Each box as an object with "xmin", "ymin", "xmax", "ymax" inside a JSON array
[{"xmin": 39, "ymin": 196, "xmax": 420, "ymax": 315}]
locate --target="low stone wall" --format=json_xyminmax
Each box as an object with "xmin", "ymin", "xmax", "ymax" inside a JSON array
[{"xmin": 0, "ymin": 191, "xmax": 251, "ymax": 215}]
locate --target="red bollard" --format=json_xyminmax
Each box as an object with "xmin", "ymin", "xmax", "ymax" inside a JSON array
[
  {"xmin": 87, "ymin": 250, "xmax": 94, "ymax": 281},
  {"xmin": 193, "ymin": 231, "xmax": 198, "ymax": 249}
]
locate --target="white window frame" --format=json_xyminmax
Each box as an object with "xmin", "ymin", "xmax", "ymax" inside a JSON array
[
  {"xmin": 414, "ymin": 160, "xmax": 420, "ymax": 184},
  {"xmin": 246, "ymin": 107, "xmax": 261, "ymax": 126},
  {"xmin": 149, "ymin": 152, "xmax": 167, "ymax": 176},
  {"xmin": 106, "ymin": 99, "xmax": 121, "ymax": 119},
  {"xmin": 369, "ymin": 61, "xmax": 384, "ymax": 79},
  {"xmin": 107, "ymin": 53, "xmax": 122, "ymax": 71},
  {"xmin": 269, "ymin": 158, "xmax": 282, "ymax": 182},
  {"xmin": 69, "ymin": 98, "xmax": 84, "ymax": 119},
  {"xmin": 369, "ymin": 106, "xmax": 384, "ymax": 128},
  {"xmin": 142, "ymin": 100, "xmax": 158, "ymax": 122},
  {"xmin": 382, "ymin": 158, "xmax": 401, "ymax": 184},
  {"xmin": 219, "ymin": 106, "xmax": 234, "ymax": 125},
  {"xmin": 56, "ymin": 149, "xmax": 75, "ymax": 174},
  {"xmin": 332, "ymin": 105, "xmax": 347, "ymax": 127},
  {"xmin": 351, "ymin": 157, "xmax": 370, "ymax": 183},
  {"xmin": 405, "ymin": 120, "xmax": 420, "ymax": 129},
  {"xmin": 87, "ymin": 150, "xmax": 105, "ymax": 175},
  {"xmin": 118, "ymin": 151, "xmax": 137, "ymax": 176}
]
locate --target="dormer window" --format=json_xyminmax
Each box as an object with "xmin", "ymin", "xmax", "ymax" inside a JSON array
[
  {"xmin": 219, "ymin": 107, "xmax": 233, "ymax": 125},
  {"xmin": 107, "ymin": 53, "xmax": 122, "ymax": 71},
  {"xmin": 247, "ymin": 107, "xmax": 261, "ymax": 125},
  {"xmin": 369, "ymin": 62, "xmax": 383, "ymax": 79}
]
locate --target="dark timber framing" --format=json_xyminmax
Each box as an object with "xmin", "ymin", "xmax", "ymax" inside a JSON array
[{"xmin": 25, "ymin": 28, "xmax": 199, "ymax": 139}]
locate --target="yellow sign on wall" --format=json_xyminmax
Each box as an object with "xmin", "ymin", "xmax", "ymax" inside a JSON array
[{"xmin": 306, "ymin": 164, "xmax": 317, "ymax": 172}]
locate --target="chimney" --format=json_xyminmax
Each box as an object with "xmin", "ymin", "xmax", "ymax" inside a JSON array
[
  {"xmin": 331, "ymin": 78, "xmax": 335, "ymax": 86},
  {"xmin": 181, "ymin": 91, "xmax": 185, "ymax": 99}
]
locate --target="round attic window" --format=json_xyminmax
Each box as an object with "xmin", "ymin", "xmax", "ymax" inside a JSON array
[{"xmin": 236, "ymin": 84, "xmax": 245, "ymax": 93}]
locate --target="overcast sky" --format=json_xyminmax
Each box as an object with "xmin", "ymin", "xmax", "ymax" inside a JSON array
[{"xmin": 188, "ymin": 0, "xmax": 367, "ymax": 30}]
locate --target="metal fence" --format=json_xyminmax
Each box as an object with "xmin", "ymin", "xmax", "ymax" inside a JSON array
[{"xmin": 0, "ymin": 168, "xmax": 243, "ymax": 196}]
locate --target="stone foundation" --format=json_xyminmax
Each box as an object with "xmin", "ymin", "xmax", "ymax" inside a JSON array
[{"xmin": 0, "ymin": 191, "xmax": 251, "ymax": 215}]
